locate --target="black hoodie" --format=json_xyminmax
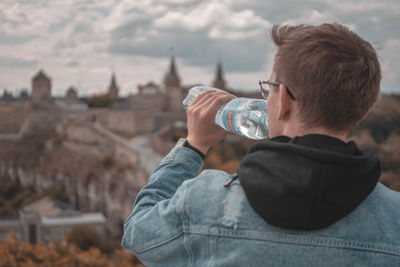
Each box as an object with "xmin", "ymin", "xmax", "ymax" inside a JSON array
[{"xmin": 237, "ymin": 134, "xmax": 381, "ymax": 231}]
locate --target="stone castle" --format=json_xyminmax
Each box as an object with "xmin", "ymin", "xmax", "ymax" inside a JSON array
[
  {"xmin": 13, "ymin": 53, "xmax": 250, "ymax": 138},
  {"xmin": 0, "ymin": 54, "xmax": 261, "ymax": 238}
]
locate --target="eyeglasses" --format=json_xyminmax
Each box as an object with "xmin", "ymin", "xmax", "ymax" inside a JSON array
[{"xmin": 259, "ymin": 80, "xmax": 296, "ymax": 101}]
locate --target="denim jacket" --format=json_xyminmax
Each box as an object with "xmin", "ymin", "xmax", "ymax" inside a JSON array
[{"xmin": 122, "ymin": 146, "xmax": 400, "ymax": 266}]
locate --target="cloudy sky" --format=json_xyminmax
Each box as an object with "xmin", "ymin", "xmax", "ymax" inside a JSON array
[{"xmin": 0, "ymin": 0, "xmax": 399, "ymax": 97}]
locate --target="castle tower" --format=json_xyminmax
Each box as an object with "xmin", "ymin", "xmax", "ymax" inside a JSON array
[
  {"xmin": 164, "ymin": 51, "xmax": 181, "ymax": 88},
  {"xmin": 31, "ymin": 70, "xmax": 52, "ymax": 102},
  {"xmin": 164, "ymin": 50, "xmax": 183, "ymax": 111},
  {"xmin": 212, "ymin": 61, "xmax": 226, "ymax": 90},
  {"xmin": 108, "ymin": 73, "xmax": 119, "ymax": 100},
  {"xmin": 66, "ymin": 86, "xmax": 78, "ymax": 100}
]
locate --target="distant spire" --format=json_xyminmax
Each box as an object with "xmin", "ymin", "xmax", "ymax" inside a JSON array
[
  {"xmin": 108, "ymin": 72, "xmax": 119, "ymax": 100},
  {"xmin": 164, "ymin": 47, "xmax": 180, "ymax": 87},
  {"xmin": 213, "ymin": 61, "xmax": 226, "ymax": 90},
  {"xmin": 216, "ymin": 62, "xmax": 224, "ymax": 82},
  {"xmin": 110, "ymin": 73, "xmax": 118, "ymax": 90}
]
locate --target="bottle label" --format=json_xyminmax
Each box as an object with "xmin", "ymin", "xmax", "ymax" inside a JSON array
[
  {"xmin": 217, "ymin": 98, "xmax": 250, "ymax": 135},
  {"xmin": 216, "ymin": 98, "xmax": 269, "ymax": 139},
  {"xmin": 227, "ymin": 110, "xmax": 235, "ymax": 133}
]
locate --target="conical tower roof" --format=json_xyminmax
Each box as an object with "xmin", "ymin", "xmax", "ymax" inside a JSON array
[
  {"xmin": 67, "ymin": 86, "xmax": 77, "ymax": 93},
  {"xmin": 109, "ymin": 73, "xmax": 119, "ymax": 91},
  {"xmin": 213, "ymin": 61, "xmax": 226, "ymax": 90},
  {"xmin": 107, "ymin": 72, "xmax": 119, "ymax": 100},
  {"xmin": 66, "ymin": 86, "xmax": 78, "ymax": 99},
  {"xmin": 215, "ymin": 62, "xmax": 225, "ymax": 82},
  {"xmin": 33, "ymin": 69, "xmax": 51, "ymax": 81},
  {"xmin": 164, "ymin": 49, "xmax": 181, "ymax": 87}
]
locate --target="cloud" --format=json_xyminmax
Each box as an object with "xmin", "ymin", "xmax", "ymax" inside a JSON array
[
  {"xmin": 0, "ymin": 1, "xmax": 71, "ymax": 35},
  {"xmin": 0, "ymin": 0, "xmax": 399, "ymax": 95},
  {"xmin": 380, "ymin": 38, "xmax": 400, "ymax": 93},
  {"xmin": 66, "ymin": 61, "xmax": 80, "ymax": 67},
  {"xmin": 282, "ymin": 9, "xmax": 356, "ymax": 31},
  {"xmin": 208, "ymin": 9, "xmax": 271, "ymax": 40},
  {"xmin": 0, "ymin": 56, "xmax": 36, "ymax": 68},
  {"xmin": 107, "ymin": 0, "xmax": 272, "ymax": 73},
  {"xmin": 131, "ymin": 0, "xmax": 272, "ymax": 41},
  {"xmin": 324, "ymin": 0, "xmax": 400, "ymax": 14},
  {"xmin": 153, "ymin": 0, "xmax": 271, "ymax": 39},
  {"xmin": 0, "ymin": 33, "xmax": 38, "ymax": 45}
]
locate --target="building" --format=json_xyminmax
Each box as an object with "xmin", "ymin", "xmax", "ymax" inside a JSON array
[
  {"xmin": 137, "ymin": 81, "xmax": 162, "ymax": 96},
  {"xmin": 131, "ymin": 81, "xmax": 167, "ymax": 113},
  {"xmin": 31, "ymin": 70, "xmax": 52, "ymax": 102},
  {"xmin": 108, "ymin": 73, "xmax": 119, "ymax": 101},
  {"xmin": 164, "ymin": 52, "xmax": 185, "ymax": 112},
  {"xmin": 19, "ymin": 54, "xmax": 258, "ymax": 138},
  {"xmin": 66, "ymin": 86, "xmax": 78, "ymax": 100},
  {"xmin": 1, "ymin": 89, "xmax": 13, "ymax": 102},
  {"xmin": 54, "ymin": 86, "xmax": 88, "ymax": 110},
  {"xmin": 213, "ymin": 61, "xmax": 227, "ymax": 90},
  {"xmin": 0, "ymin": 197, "xmax": 105, "ymax": 243}
]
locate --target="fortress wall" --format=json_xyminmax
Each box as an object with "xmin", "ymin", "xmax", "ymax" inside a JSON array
[
  {"xmin": 153, "ymin": 111, "xmax": 186, "ymax": 132},
  {"xmin": 92, "ymin": 109, "xmax": 154, "ymax": 136},
  {"xmin": 19, "ymin": 107, "xmax": 155, "ymax": 138},
  {"xmin": 131, "ymin": 94, "xmax": 167, "ymax": 113}
]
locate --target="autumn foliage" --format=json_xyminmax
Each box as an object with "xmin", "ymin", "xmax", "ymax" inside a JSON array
[{"xmin": 0, "ymin": 231, "xmax": 144, "ymax": 267}]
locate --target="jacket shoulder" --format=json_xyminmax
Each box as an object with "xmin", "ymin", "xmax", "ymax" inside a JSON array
[
  {"xmin": 181, "ymin": 169, "xmax": 245, "ymax": 225},
  {"xmin": 371, "ymin": 183, "xmax": 400, "ymax": 214},
  {"xmin": 183, "ymin": 169, "xmax": 234, "ymax": 190},
  {"xmin": 331, "ymin": 183, "xmax": 400, "ymax": 248}
]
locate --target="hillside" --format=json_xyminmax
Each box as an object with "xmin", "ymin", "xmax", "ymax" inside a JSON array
[
  {"xmin": 355, "ymin": 94, "xmax": 400, "ymax": 142},
  {"xmin": 0, "ymin": 119, "xmax": 150, "ymax": 237},
  {"xmin": 349, "ymin": 94, "xmax": 400, "ymax": 191},
  {"xmin": 0, "ymin": 101, "xmax": 29, "ymax": 134}
]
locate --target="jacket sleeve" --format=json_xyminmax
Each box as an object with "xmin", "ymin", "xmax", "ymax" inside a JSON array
[{"xmin": 121, "ymin": 146, "xmax": 203, "ymax": 258}]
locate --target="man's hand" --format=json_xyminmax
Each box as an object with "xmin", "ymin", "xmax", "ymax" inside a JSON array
[{"xmin": 186, "ymin": 91, "xmax": 236, "ymax": 155}]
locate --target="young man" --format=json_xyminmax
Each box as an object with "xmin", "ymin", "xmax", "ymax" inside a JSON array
[{"xmin": 122, "ymin": 24, "xmax": 400, "ymax": 266}]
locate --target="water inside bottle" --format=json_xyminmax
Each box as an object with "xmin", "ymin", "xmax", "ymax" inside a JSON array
[{"xmin": 236, "ymin": 110, "xmax": 269, "ymax": 139}]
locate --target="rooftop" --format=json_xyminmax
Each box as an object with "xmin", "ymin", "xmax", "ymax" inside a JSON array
[{"xmin": 41, "ymin": 212, "xmax": 106, "ymax": 226}]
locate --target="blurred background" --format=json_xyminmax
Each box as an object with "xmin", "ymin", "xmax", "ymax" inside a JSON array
[{"xmin": 0, "ymin": 0, "xmax": 399, "ymax": 266}]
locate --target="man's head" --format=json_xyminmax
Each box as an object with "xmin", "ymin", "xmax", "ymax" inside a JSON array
[{"xmin": 266, "ymin": 23, "xmax": 381, "ymax": 139}]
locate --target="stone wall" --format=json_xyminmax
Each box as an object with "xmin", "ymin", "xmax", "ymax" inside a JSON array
[
  {"xmin": 131, "ymin": 94, "xmax": 167, "ymax": 113},
  {"xmin": 18, "ymin": 105, "xmax": 156, "ymax": 139}
]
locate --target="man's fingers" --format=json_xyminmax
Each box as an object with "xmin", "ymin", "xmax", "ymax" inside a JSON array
[
  {"xmin": 188, "ymin": 92, "xmax": 215, "ymax": 116},
  {"xmin": 207, "ymin": 93, "xmax": 235, "ymax": 112},
  {"xmin": 188, "ymin": 91, "xmax": 221, "ymax": 113},
  {"xmin": 195, "ymin": 94, "xmax": 222, "ymax": 119},
  {"xmin": 186, "ymin": 91, "xmax": 235, "ymax": 153},
  {"xmin": 198, "ymin": 92, "xmax": 231, "ymax": 109},
  {"xmin": 189, "ymin": 90, "xmax": 233, "ymax": 109},
  {"xmin": 195, "ymin": 92, "xmax": 235, "ymax": 120},
  {"xmin": 188, "ymin": 91, "xmax": 216, "ymax": 109}
]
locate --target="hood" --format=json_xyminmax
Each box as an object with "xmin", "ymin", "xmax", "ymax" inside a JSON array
[{"xmin": 237, "ymin": 134, "xmax": 381, "ymax": 231}]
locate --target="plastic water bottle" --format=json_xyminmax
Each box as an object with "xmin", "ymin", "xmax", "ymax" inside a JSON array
[{"xmin": 183, "ymin": 86, "xmax": 269, "ymax": 140}]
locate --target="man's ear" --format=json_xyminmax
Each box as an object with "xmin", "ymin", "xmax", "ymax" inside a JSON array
[{"xmin": 277, "ymin": 84, "xmax": 291, "ymax": 120}]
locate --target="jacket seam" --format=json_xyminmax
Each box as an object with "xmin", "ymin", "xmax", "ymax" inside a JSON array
[
  {"xmin": 164, "ymin": 147, "xmax": 203, "ymax": 172},
  {"xmin": 162, "ymin": 158, "xmax": 200, "ymax": 174},
  {"xmin": 177, "ymin": 180, "xmax": 193, "ymax": 266},
  {"xmin": 185, "ymin": 230, "xmax": 400, "ymax": 257},
  {"xmin": 131, "ymin": 231, "xmax": 184, "ymax": 253}
]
